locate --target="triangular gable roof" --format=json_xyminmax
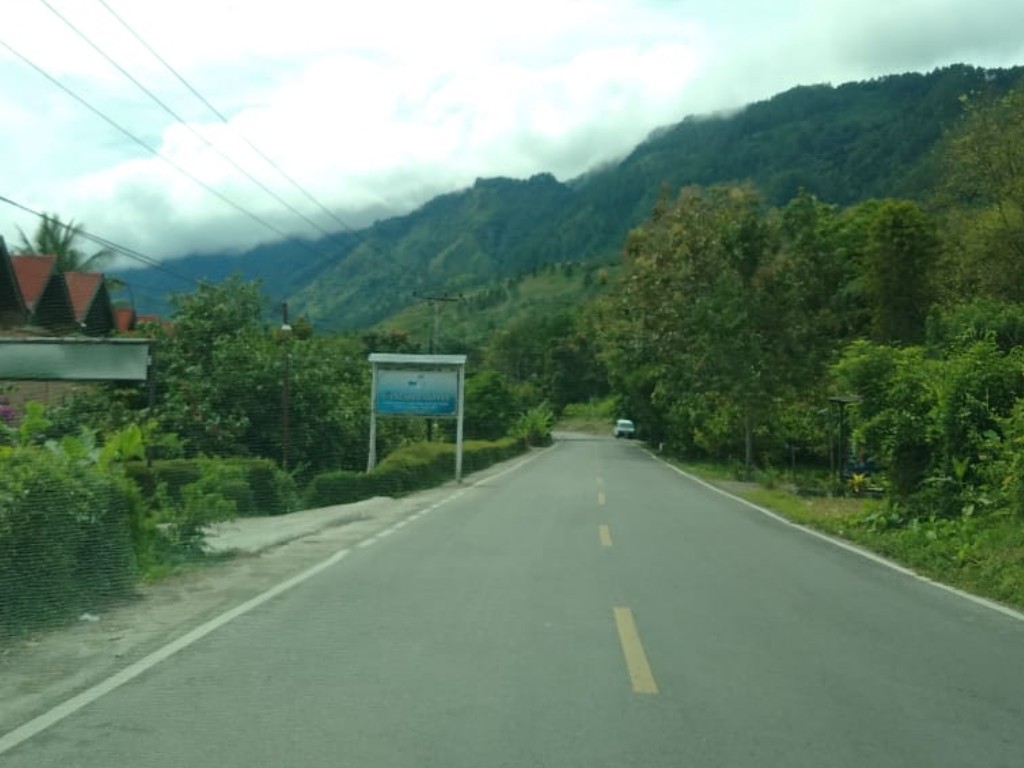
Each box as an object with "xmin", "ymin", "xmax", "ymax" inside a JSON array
[
  {"xmin": 10, "ymin": 253, "xmax": 76, "ymax": 331},
  {"xmin": 11, "ymin": 254, "xmax": 58, "ymax": 311},
  {"xmin": 64, "ymin": 271, "xmax": 104, "ymax": 323},
  {"xmin": 0, "ymin": 236, "xmax": 27, "ymax": 320}
]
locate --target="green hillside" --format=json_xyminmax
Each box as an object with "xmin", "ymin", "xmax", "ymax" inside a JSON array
[
  {"xmin": 376, "ymin": 260, "xmax": 619, "ymax": 353},
  {"xmin": 292, "ymin": 174, "xmax": 574, "ymax": 331},
  {"xmin": 289, "ymin": 64, "xmax": 1022, "ymax": 330},
  {"xmin": 120, "ymin": 64, "xmax": 1024, "ymax": 332}
]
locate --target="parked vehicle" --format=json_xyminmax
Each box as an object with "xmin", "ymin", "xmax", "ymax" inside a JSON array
[{"xmin": 613, "ymin": 418, "xmax": 636, "ymax": 439}]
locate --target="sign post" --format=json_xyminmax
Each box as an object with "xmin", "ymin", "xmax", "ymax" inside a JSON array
[{"xmin": 367, "ymin": 353, "xmax": 468, "ymax": 480}]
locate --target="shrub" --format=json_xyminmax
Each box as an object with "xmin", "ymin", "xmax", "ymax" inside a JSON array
[
  {"xmin": 513, "ymin": 403, "xmax": 554, "ymax": 447},
  {"xmin": 300, "ymin": 437, "xmax": 527, "ymax": 506},
  {"xmin": 175, "ymin": 464, "xmax": 239, "ymax": 552},
  {"xmin": 0, "ymin": 448, "xmax": 139, "ymax": 635},
  {"xmin": 305, "ymin": 470, "xmax": 375, "ymax": 508},
  {"xmin": 125, "ymin": 458, "xmax": 296, "ymax": 517}
]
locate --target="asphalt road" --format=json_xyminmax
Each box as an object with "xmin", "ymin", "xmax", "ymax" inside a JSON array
[{"xmin": 4, "ymin": 435, "xmax": 1024, "ymax": 767}]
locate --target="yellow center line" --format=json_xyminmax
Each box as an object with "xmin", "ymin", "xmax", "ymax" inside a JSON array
[
  {"xmin": 597, "ymin": 476, "xmax": 606, "ymax": 506},
  {"xmin": 598, "ymin": 524, "xmax": 613, "ymax": 547},
  {"xmin": 613, "ymin": 607, "xmax": 658, "ymax": 695}
]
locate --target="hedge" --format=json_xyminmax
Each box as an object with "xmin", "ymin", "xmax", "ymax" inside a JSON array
[
  {"xmin": 304, "ymin": 437, "xmax": 525, "ymax": 508},
  {"xmin": 0, "ymin": 448, "xmax": 140, "ymax": 636},
  {"xmin": 125, "ymin": 457, "xmax": 297, "ymax": 516}
]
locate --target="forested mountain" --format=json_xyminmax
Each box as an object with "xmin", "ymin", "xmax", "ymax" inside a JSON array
[
  {"xmin": 290, "ymin": 173, "xmax": 575, "ymax": 330},
  {"xmin": 112, "ymin": 234, "xmax": 355, "ymax": 319},
  {"xmin": 121, "ymin": 63, "xmax": 1023, "ymax": 330}
]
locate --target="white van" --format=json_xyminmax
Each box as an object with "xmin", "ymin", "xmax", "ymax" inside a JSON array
[{"xmin": 613, "ymin": 419, "xmax": 636, "ymax": 439}]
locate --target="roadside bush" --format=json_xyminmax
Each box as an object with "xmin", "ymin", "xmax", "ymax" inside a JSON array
[
  {"xmin": 304, "ymin": 470, "xmax": 375, "ymax": 508},
  {"xmin": 373, "ymin": 442, "xmax": 453, "ymax": 494},
  {"xmin": 155, "ymin": 463, "xmax": 239, "ymax": 554},
  {"xmin": 513, "ymin": 403, "xmax": 554, "ymax": 447},
  {"xmin": 301, "ymin": 437, "xmax": 527, "ymax": 507},
  {"xmin": 461, "ymin": 437, "xmax": 523, "ymax": 473},
  {"xmin": 125, "ymin": 457, "xmax": 296, "ymax": 517},
  {"xmin": 0, "ymin": 448, "xmax": 139, "ymax": 636}
]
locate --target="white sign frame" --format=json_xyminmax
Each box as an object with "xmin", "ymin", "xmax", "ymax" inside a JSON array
[{"xmin": 367, "ymin": 353, "xmax": 467, "ymax": 481}]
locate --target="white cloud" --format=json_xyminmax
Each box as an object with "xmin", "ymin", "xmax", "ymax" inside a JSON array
[{"xmin": 1, "ymin": 0, "xmax": 1022, "ymax": 260}]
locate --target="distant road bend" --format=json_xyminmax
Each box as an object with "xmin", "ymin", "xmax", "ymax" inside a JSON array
[{"xmin": 4, "ymin": 432, "xmax": 1024, "ymax": 767}]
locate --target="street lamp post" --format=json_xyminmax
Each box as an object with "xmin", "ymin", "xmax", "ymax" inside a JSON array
[{"xmin": 280, "ymin": 302, "xmax": 292, "ymax": 471}]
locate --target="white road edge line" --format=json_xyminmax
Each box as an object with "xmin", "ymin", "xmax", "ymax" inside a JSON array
[
  {"xmin": 0, "ymin": 444, "xmax": 556, "ymax": 755},
  {"xmin": 0, "ymin": 548, "xmax": 351, "ymax": 756},
  {"xmin": 652, "ymin": 451, "xmax": 1024, "ymax": 624}
]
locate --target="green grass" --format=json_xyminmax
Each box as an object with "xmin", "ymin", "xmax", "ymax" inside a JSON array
[
  {"xmin": 139, "ymin": 548, "xmax": 239, "ymax": 584},
  {"xmin": 681, "ymin": 462, "xmax": 1024, "ymax": 611}
]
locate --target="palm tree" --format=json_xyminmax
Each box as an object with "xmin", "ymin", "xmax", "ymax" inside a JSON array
[{"xmin": 16, "ymin": 212, "xmax": 114, "ymax": 273}]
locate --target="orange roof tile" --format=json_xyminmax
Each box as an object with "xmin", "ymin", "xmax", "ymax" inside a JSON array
[
  {"xmin": 64, "ymin": 271, "xmax": 104, "ymax": 323},
  {"xmin": 11, "ymin": 255, "xmax": 57, "ymax": 311}
]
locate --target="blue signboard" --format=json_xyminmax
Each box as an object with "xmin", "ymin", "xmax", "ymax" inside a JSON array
[{"xmin": 375, "ymin": 369, "xmax": 458, "ymax": 416}]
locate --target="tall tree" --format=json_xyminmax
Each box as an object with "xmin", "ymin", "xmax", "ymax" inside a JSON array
[
  {"xmin": 16, "ymin": 212, "xmax": 114, "ymax": 273},
  {"xmin": 863, "ymin": 199, "xmax": 938, "ymax": 345},
  {"xmin": 597, "ymin": 184, "xmax": 798, "ymax": 466},
  {"xmin": 938, "ymin": 79, "xmax": 1024, "ymax": 301}
]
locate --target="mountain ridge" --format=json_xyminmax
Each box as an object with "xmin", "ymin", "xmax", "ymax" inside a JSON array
[{"xmin": 118, "ymin": 63, "xmax": 1024, "ymax": 330}]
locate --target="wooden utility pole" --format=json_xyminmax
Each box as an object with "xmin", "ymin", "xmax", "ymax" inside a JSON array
[
  {"xmin": 415, "ymin": 292, "xmax": 461, "ymax": 353},
  {"xmin": 415, "ymin": 293, "xmax": 461, "ymax": 441}
]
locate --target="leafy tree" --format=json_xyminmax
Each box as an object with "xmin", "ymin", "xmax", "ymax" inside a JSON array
[
  {"xmin": 926, "ymin": 299, "xmax": 1024, "ymax": 353},
  {"xmin": 16, "ymin": 212, "xmax": 114, "ymax": 273},
  {"xmin": 462, "ymin": 370, "xmax": 520, "ymax": 440},
  {"xmin": 862, "ymin": 199, "xmax": 938, "ymax": 344},
  {"xmin": 362, "ymin": 328, "xmax": 420, "ymax": 355},
  {"xmin": 832, "ymin": 341, "xmax": 935, "ymax": 502},
  {"xmin": 938, "ymin": 78, "xmax": 1024, "ymax": 301},
  {"xmin": 833, "ymin": 338, "xmax": 1024, "ymax": 514},
  {"xmin": 485, "ymin": 310, "xmax": 607, "ymax": 412},
  {"xmin": 597, "ymin": 184, "xmax": 804, "ymax": 466}
]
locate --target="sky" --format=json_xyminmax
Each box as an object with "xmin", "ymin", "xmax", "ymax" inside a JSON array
[{"xmin": 2, "ymin": 0, "xmax": 1023, "ymax": 267}]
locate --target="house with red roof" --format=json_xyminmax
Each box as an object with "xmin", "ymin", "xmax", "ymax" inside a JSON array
[
  {"xmin": 10, "ymin": 253, "xmax": 77, "ymax": 333},
  {"xmin": 1, "ymin": 235, "xmax": 164, "ymax": 338},
  {"xmin": 65, "ymin": 271, "xmax": 115, "ymax": 336}
]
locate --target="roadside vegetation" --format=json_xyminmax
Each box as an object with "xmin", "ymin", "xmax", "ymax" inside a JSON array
[
  {"xmin": 4, "ymin": 71, "xmax": 1024, "ymax": 637},
  {"xmin": 0, "ymin": 277, "xmax": 554, "ymax": 638},
  {"xmin": 591, "ymin": 79, "xmax": 1024, "ymax": 612},
  {"xmin": 677, "ymin": 464, "xmax": 1024, "ymax": 611}
]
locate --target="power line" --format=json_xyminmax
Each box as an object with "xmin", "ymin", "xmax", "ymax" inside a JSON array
[
  {"xmin": 0, "ymin": 192, "xmax": 200, "ymax": 288},
  {"xmin": 0, "ymin": 35, "xmax": 315, "ymax": 251},
  {"xmin": 38, "ymin": 0, "xmax": 334, "ymax": 240},
  {"xmin": 90, "ymin": 0, "xmax": 417, "ymax": 291},
  {"xmin": 2, "ymin": 15, "xmax": 410, "ymax": 308},
  {"xmin": 94, "ymin": 0, "xmax": 355, "ymax": 234},
  {"xmin": 89, "ymin": 0, "xmax": 419, "ymax": 285}
]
